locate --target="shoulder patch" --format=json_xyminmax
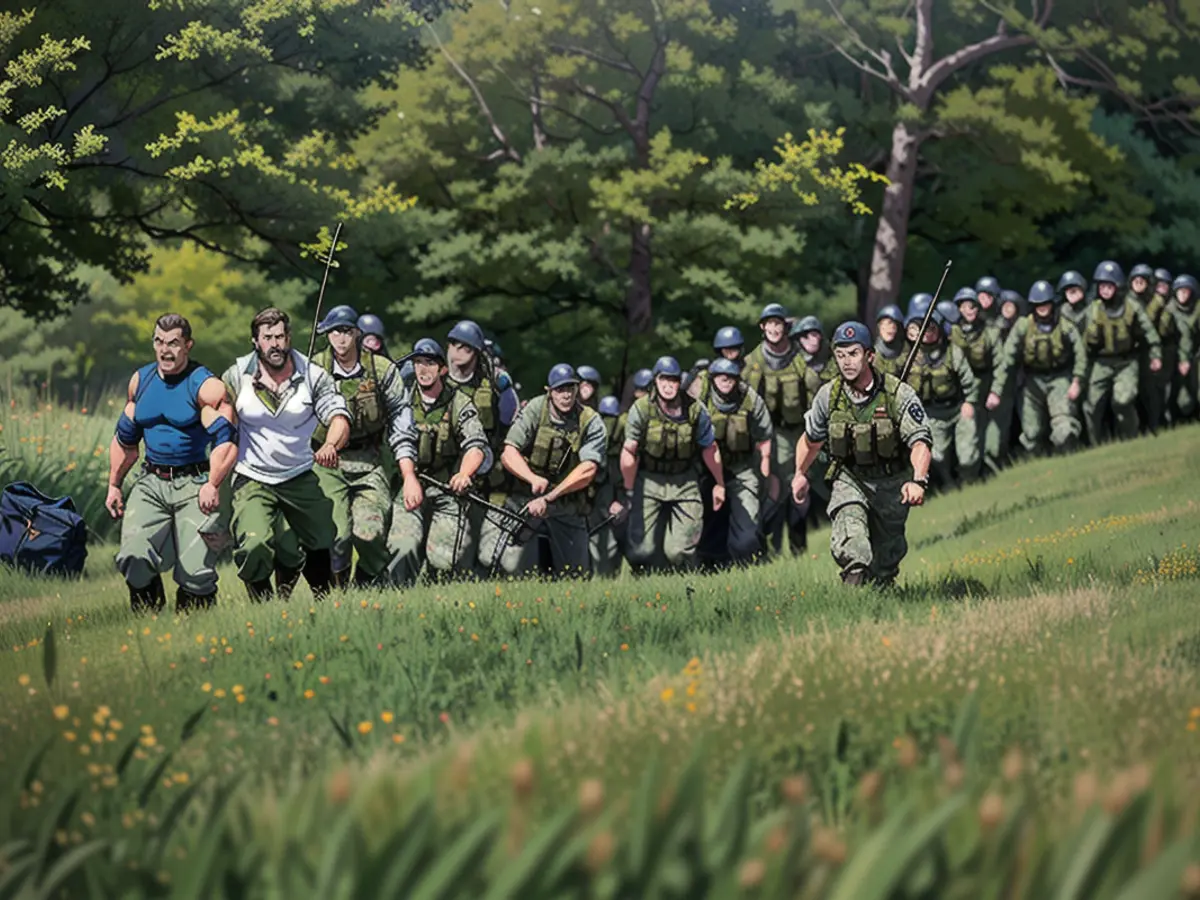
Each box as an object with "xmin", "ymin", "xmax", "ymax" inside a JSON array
[{"xmin": 907, "ymin": 401, "xmax": 925, "ymax": 424}]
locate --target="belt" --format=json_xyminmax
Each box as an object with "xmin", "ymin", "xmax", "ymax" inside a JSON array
[{"xmin": 143, "ymin": 461, "xmax": 208, "ymax": 480}]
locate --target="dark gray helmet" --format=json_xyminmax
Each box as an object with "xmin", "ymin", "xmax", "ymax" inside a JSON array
[
  {"xmin": 576, "ymin": 365, "xmax": 601, "ymax": 385},
  {"xmin": 446, "ymin": 319, "xmax": 486, "ymax": 351},
  {"xmin": 1154, "ymin": 268, "xmax": 1173, "ymax": 285},
  {"xmin": 707, "ymin": 357, "xmax": 741, "ymax": 378},
  {"xmin": 1092, "ymin": 260, "xmax": 1125, "ymax": 285},
  {"xmin": 1056, "ymin": 270, "xmax": 1087, "ymax": 293},
  {"xmin": 547, "ymin": 363, "xmax": 580, "ymax": 389},
  {"xmin": 411, "ymin": 337, "xmax": 445, "ymax": 362},
  {"xmin": 1129, "ymin": 263, "xmax": 1154, "ymax": 281},
  {"xmin": 1027, "ymin": 280, "xmax": 1056, "ymax": 306},
  {"xmin": 632, "ymin": 368, "xmax": 653, "ymax": 390},
  {"xmin": 356, "ymin": 313, "xmax": 385, "ymax": 338},
  {"xmin": 906, "ymin": 293, "xmax": 933, "ymax": 326},
  {"xmin": 759, "ymin": 302, "xmax": 789, "ymax": 323},
  {"xmin": 317, "ymin": 304, "xmax": 359, "ymax": 334},
  {"xmin": 832, "ymin": 321, "xmax": 871, "ymax": 349},
  {"xmin": 876, "ymin": 304, "xmax": 903, "ymax": 323},
  {"xmin": 790, "ymin": 315, "xmax": 822, "ymax": 336},
  {"xmin": 953, "ymin": 286, "xmax": 978, "ymax": 305},
  {"xmin": 713, "ymin": 326, "xmax": 744, "ymax": 350},
  {"xmin": 652, "ymin": 356, "xmax": 682, "ymax": 379},
  {"xmin": 936, "ymin": 300, "xmax": 960, "ymax": 325},
  {"xmin": 598, "ymin": 395, "xmax": 620, "ymax": 416},
  {"xmin": 974, "ymin": 276, "xmax": 1001, "ymax": 296},
  {"xmin": 1172, "ymin": 274, "xmax": 1197, "ymax": 298}
]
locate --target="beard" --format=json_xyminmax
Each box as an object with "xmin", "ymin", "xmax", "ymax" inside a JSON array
[{"xmin": 257, "ymin": 346, "xmax": 289, "ymax": 371}]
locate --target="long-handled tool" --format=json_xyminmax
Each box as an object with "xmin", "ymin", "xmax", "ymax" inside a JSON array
[
  {"xmin": 899, "ymin": 259, "xmax": 953, "ymax": 383},
  {"xmin": 306, "ymin": 222, "xmax": 344, "ymax": 360}
]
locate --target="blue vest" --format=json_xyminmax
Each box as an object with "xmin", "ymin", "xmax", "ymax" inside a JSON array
[{"xmin": 133, "ymin": 362, "xmax": 214, "ymax": 466}]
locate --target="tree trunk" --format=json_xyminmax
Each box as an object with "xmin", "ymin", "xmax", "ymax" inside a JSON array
[
  {"xmin": 864, "ymin": 120, "xmax": 925, "ymax": 326},
  {"xmin": 625, "ymin": 220, "xmax": 654, "ymax": 336}
]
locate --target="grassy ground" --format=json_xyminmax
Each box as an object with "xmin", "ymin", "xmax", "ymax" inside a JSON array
[{"xmin": 3, "ymin": 403, "xmax": 1200, "ymax": 893}]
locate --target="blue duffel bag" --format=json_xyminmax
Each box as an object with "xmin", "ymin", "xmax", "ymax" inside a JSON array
[{"xmin": 0, "ymin": 482, "xmax": 89, "ymax": 577}]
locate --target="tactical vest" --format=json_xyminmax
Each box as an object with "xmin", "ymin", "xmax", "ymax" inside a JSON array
[
  {"xmin": 606, "ymin": 414, "xmax": 625, "ymax": 460},
  {"xmin": 412, "ymin": 388, "xmax": 465, "ymax": 477},
  {"xmin": 523, "ymin": 400, "xmax": 597, "ymax": 480},
  {"xmin": 826, "ymin": 371, "xmax": 907, "ymax": 480},
  {"xmin": 744, "ymin": 345, "xmax": 812, "ymax": 428},
  {"xmin": 311, "ymin": 349, "xmax": 385, "ymax": 449},
  {"xmin": 707, "ymin": 385, "xmax": 757, "ymax": 468},
  {"xmin": 874, "ymin": 340, "xmax": 905, "ymax": 378},
  {"xmin": 905, "ymin": 344, "xmax": 962, "ymax": 405},
  {"xmin": 1085, "ymin": 299, "xmax": 1138, "ymax": 358},
  {"xmin": 640, "ymin": 394, "xmax": 702, "ymax": 475},
  {"xmin": 1021, "ymin": 317, "xmax": 1072, "ymax": 373},
  {"xmin": 1145, "ymin": 295, "xmax": 1181, "ymax": 346},
  {"xmin": 949, "ymin": 324, "xmax": 993, "ymax": 374}
]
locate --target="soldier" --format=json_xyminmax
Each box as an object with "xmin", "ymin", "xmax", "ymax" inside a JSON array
[
  {"xmin": 1154, "ymin": 268, "xmax": 1174, "ymax": 301},
  {"xmin": 620, "ymin": 356, "xmax": 725, "ymax": 573},
  {"xmin": 1128, "ymin": 263, "xmax": 1155, "ymax": 305},
  {"xmin": 1057, "ymin": 270, "xmax": 1090, "ymax": 333},
  {"xmin": 987, "ymin": 289, "xmax": 1027, "ymax": 467},
  {"xmin": 700, "ymin": 357, "xmax": 774, "ymax": 565},
  {"xmin": 357, "ymin": 313, "xmax": 390, "ymax": 360},
  {"xmin": 577, "ymin": 365, "xmax": 602, "ymax": 409},
  {"xmin": 975, "ymin": 276, "xmax": 1002, "ymax": 325},
  {"xmin": 631, "ymin": 368, "xmax": 653, "ymax": 403},
  {"xmin": 873, "ymin": 305, "xmax": 906, "ymax": 378},
  {"xmin": 935, "ymin": 300, "xmax": 959, "ymax": 337},
  {"xmin": 905, "ymin": 293, "xmax": 932, "ymax": 345},
  {"xmin": 221, "ymin": 307, "xmax": 350, "ymax": 601},
  {"xmin": 1169, "ymin": 275, "xmax": 1199, "ymax": 422},
  {"xmin": 1140, "ymin": 269, "xmax": 1193, "ymax": 431},
  {"xmin": 387, "ymin": 338, "xmax": 492, "ymax": 586},
  {"xmin": 903, "ymin": 307, "xmax": 978, "ymax": 489},
  {"xmin": 688, "ymin": 326, "xmax": 744, "ymax": 401},
  {"xmin": 497, "ymin": 364, "xmax": 607, "ymax": 577},
  {"xmin": 1082, "ymin": 260, "xmax": 1162, "ymax": 444},
  {"xmin": 949, "ymin": 286, "xmax": 1000, "ymax": 481},
  {"xmin": 107, "ymin": 313, "xmax": 237, "ymax": 613},
  {"xmin": 743, "ymin": 302, "xmax": 820, "ymax": 556},
  {"xmin": 308, "ymin": 304, "xmax": 410, "ymax": 587},
  {"xmin": 988, "ymin": 280, "xmax": 1086, "ymax": 457},
  {"xmin": 590, "ymin": 395, "xmax": 626, "ymax": 576},
  {"xmin": 792, "ymin": 316, "xmax": 834, "ymax": 382},
  {"xmin": 791, "ymin": 321, "xmax": 932, "ymax": 587}
]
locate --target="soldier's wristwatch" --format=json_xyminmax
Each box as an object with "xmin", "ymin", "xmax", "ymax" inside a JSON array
[{"xmin": 912, "ymin": 477, "xmax": 929, "ymax": 489}]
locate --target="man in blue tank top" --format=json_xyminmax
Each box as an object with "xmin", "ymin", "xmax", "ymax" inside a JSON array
[{"xmin": 107, "ymin": 314, "xmax": 238, "ymax": 613}]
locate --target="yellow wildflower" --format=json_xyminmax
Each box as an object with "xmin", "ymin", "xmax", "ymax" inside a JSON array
[
  {"xmin": 53, "ymin": 705, "xmax": 69, "ymax": 720},
  {"xmin": 380, "ymin": 711, "xmax": 394, "ymax": 723},
  {"xmin": 357, "ymin": 721, "xmax": 373, "ymax": 735}
]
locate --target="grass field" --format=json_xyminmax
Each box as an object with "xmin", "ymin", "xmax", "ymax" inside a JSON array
[{"xmin": 3, "ymin": 397, "xmax": 1200, "ymax": 895}]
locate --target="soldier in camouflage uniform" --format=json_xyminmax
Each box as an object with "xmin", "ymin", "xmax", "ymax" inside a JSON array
[
  {"xmin": 905, "ymin": 293, "xmax": 933, "ymax": 345},
  {"xmin": 873, "ymin": 305, "xmax": 906, "ymax": 378},
  {"xmin": 792, "ymin": 316, "xmax": 834, "ymax": 382},
  {"xmin": 619, "ymin": 356, "xmax": 725, "ymax": 573},
  {"xmin": 903, "ymin": 307, "xmax": 978, "ymax": 490},
  {"xmin": 1082, "ymin": 260, "xmax": 1163, "ymax": 444},
  {"xmin": 688, "ymin": 326, "xmax": 745, "ymax": 402},
  {"xmin": 975, "ymin": 276, "xmax": 1002, "ymax": 327},
  {"xmin": 1057, "ymin": 270, "xmax": 1091, "ymax": 335},
  {"xmin": 630, "ymin": 368, "xmax": 653, "ymax": 404},
  {"xmin": 1168, "ymin": 275, "xmax": 1199, "ymax": 422},
  {"xmin": 1140, "ymin": 268, "xmax": 1194, "ymax": 430},
  {"xmin": 357, "ymin": 313, "xmax": 390, "ymax": 360},
  {"xmin": 743, "ymin": 303, "xmax": 821, "ymax": 555},
  {"xmin": 497, "ymin": 364, "xmax": 607, "ymax": 577},
  {"xmin": 948, "ymin": 287, "xmax": 1000, "ymax": 482},
  {"xmin": 1128, "ymin": 263, "xmax": 1156, "ymax": 306},
  {"xmin": 985, "ymin": 289, "xmax": 1027, "ymax": 469},
  {"xmin": 310, "ymin": 305, "xmax": 409, "ymax": 587},
  {"xmin": 792, "ymin": 321, "xmax": 932, "ymax": 588},
  {"xmin": 988, "ymin": 280, "xmax": 1087, "ymax": 457},
  {"xmin": 699, "ymin": 357, "xmax": 774, "ymax": 565},
  {"xmin": 576, "ymin": 365, "xmax": 602, "ymax": 410},
  {"xmin": 387, "ymin": 338, "xmax": 493, "ymax": 586},
  {"xmin": 589, "ymin": 395, "xmax": 626, "ymax": 576}
]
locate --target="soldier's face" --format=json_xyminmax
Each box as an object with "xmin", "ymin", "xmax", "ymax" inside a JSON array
[
  {"xmin": 959, "ymin": 301, "xmax": 979, "ymax": 324},
  {"xmin": 1177, "ymin": 287, "xmax": 1193, "ymax": 306},
  {"xmin": 1065, "ymin": 286, "xmax": 1085, "ymax": 305},
  {"xmin": 920, "ymin": 325, "xmax": 941, "ymax": 345},
  {"xmin": 1131, "ymin": 276, "xmax": 1148, "ymax": 294},
  {"xmin": 906, "ymin": 322, "xmax": 921, "ymax": 342},
  {"xmin": 799, "ymin": 332, "xmax": 821, "ymax": 354},
  {"xmin": 719, "ymin": 347, "xmax": 741, "ymax": 361},
  {"xmin": 1155, "ymin": 280, "xmax": 1171, "ymax": 296},
  {"xmin": 1001, "ymin": 301, "xmax": 1018, "ymax": 321},
  {"xmin": 327, "ymin": 326, "xmax": 359, "ymax": 356},
  {"xmin": 656, "ymin": 375, "xmax": 680, "ymax": 401},
  {"xmin": 579, "ymin": 382, "xmax": 596, "ymax": 403},
  {"xmin": 447, "ymin": 341, "xmax": 476, "ymax": 370},
  {"xmin": 413, "ymin": 357, "xmax": 445, "ymax": 389},
  {"xmin": 1098, "ymin": 282, "xmax": 1118, "ymax": 300},
  {"xmin": 977, "ymin": 292, "xmax": 995, "ymax": 310},
  {"xmin": 1034, "ymin": 302, "xmax": 1054, "ymax": 320},
  {"xmin": 761, "ymin": 318, "xmax": 787, "ymax": 344},
  {"xmin": 254, "ymin": 322, "xmax": 291, "ymax": 370},
  {"xmin": 877, "ymin": 319, "xmax": 898, "ymax": 342},
  {"xmin": 362, "ymin": 334, "xmax": 384, "ymax": 353},
  {"xmin": 549, "ymin": 384, "xmax": 578, "ymax": 414},
  {"xmin": 153, "ymin": 327, "xmax": 192, "ymax": 375},
  {"xmin": 833, "ymin": 345, "xmax": 868, "ymax": 381},
  {"xmin": 712, "ymin": 373, "xmax": 738, "ymax": 395}
]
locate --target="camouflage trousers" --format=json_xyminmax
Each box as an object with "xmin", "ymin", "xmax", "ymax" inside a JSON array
[
  {"xmin": 760, "ymin": 425, "xmax": 809, "ymax": 556},
  {"xmin": 1139, "ymin": 344, "xmax": 1176, "ymax": 431},
  {"xmin": 981, "ymin": 380, "xmax": 1010, "ymax": 475},
  {"xmin": 626, "ymin": 469, "xmax": 704, "ymax": 573},
  {"xmin": 1171, "ymin": 364, "xmax": 1199, "ymax": 421},
  {"xmin": 115, "ymin": 469, "xmax": 225, "ymax": 596},
  {"xmin": 1019, "ymin": 371, "xmax": 1081, "ymax": 456},
  {"xmin": 588, "ymin": 478, "xmax": 625, "ymax": 577},
  {"xmin": 386, "ymin": 480, "xmax": 475, "ymax": 587},
  {"xmin": 1084, "ymin": 356, "xmax": 1140, "ymax": 444},
  {"xmin": 230, "ymin": 470, "xmax": 335, "ymax": 584},
  {"xmin": 926, "ymin": 403, "xmax": 979, "ymax": 489},
  {"xmin": 493, "ymin": 492, "xmax": 591, "ymax": 578},
  {"xmin": 313, "ymin": 452, "xmax": 392, "ymax": 581},
  {"xmin": 699, "ymin": 464, "xmax": 765, "ymax": 564},
  {"xmin": 828, "ymin": 470, "xmax": 911, "ymax": 584}
]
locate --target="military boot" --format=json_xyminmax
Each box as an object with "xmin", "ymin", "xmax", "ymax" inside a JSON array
[
  {"xmin": 246, "ymin": 578, "xmax": 275, "ymax": 603},
  {"xmin": 175, "ymin": 588, "xmax": 216, "ymax": 614},
  {"xmin": 274, "ymin": 563, "xmax": 304, "ymax": 600},
  {"xmin": 129, "ymin": 575, "xmax": 167, "ymax": 614},
  {"xmin": 303, "ymin": 548, "xmax": 334, "ymax": 600},
  {"xmin": 331, "ymin": 567, "xmax": 351, "ymax": 590},
  {"xmin": 841, "ymin": 565, "xmax": 868, "ymax": 587}
]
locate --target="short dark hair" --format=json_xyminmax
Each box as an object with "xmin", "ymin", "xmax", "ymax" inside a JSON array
[
  {"xmin": 251, "ymin": 307, "xmax": 290, "ymax": 339},
  {"xmin": 154, "ymin": 313, "xmax": 192, "ymax": 340}
]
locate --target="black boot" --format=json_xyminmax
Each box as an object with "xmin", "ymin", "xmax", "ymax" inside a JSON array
[
  {"xmin": 176, "ymin": 588, "xmax": 216, "ymax": 613},
  {"xmin": 129, "ymin": 575, "xmax": 166, "ymax": 614},
  {"xmin": 274, "ymin": 564, "xmax": 304, "ymax": 600},
  {"xmin": 352, "ymin": 567, "xmax": 378, "ymax": 590},
  {"xmin": 303, "ymin": 548, "xmax": 333, "ymax": 600},
  {"xmin": 246, "ymin": 578, "xmax": 275, "ymax": 603},
  {"xmin": 841, "ymin": 565, "xmax": 868, "ymax": 587}
]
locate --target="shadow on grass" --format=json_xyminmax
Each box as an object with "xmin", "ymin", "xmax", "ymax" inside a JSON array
[{"xmin": 890, "ymin": 573, "xmax": 992, "ymax": 604}]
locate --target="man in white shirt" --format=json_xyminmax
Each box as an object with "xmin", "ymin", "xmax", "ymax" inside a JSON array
[{"xmin": 221, "ymin": 307, "xmax": 351, "ymax": 601}]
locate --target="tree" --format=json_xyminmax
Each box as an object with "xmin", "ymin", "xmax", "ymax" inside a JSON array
[{"xmin": 0, "ymin": 0, "xmax": 448, "ymax": 320}]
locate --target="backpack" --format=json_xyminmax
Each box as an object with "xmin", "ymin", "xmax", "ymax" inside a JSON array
[{"xmin": 0, "ymin": 482, "xmax": 89, "ymax": 578}]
